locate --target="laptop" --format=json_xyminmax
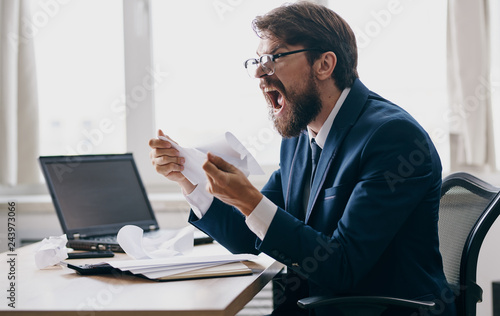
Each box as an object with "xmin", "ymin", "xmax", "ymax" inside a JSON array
[{"xmin": 39, "ymin": 153, "xmax": 212, "ymax": 252}]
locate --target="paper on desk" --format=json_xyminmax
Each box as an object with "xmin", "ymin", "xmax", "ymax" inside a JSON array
[
  {"xmin": 109, "ymin": 253, "xmax": 256, "ymax": 269},
  {"xmin": 107, "ymin": 253, "xmax": 258, "ymax": 280},
  {"xmin": 34, "ymin": 234, "xmax": 69, "ymax": 269},
  {"xmin": 158, "ymin": 132, "xmax": 264, "ymax": 185},
  {"xmin": 117, "ymin": 225, "xmax": 194, "ymax": 260}
]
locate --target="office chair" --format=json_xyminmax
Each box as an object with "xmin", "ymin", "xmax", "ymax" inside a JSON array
[{"xmin": 297, "ymin": 172, "xmax": 500, "ymax": 316}]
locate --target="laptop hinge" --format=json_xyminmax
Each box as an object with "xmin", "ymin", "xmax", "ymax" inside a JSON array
[
  {"xmin": 149, "ymin": 225, "xmax": 157, "ymax": 230},
  {"xmin": 73, "ymin": 234, "xmax": 80, "ymax": 240}
]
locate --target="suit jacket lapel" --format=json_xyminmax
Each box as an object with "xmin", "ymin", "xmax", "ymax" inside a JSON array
[
  {"xmin": 305, "ymin": 79, "xmax": 370, "ymax": 224},
  {"xmin": 305, "ymin": 125, "xmax": 350, "ymax": 223},
  {"xmin": 286, "ymin": 132, "xmax": 311, "ymax": 221}
]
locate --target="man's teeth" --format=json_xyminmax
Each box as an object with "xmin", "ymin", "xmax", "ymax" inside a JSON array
[
  {"xmin": 277, "ymin": 93, "xmax": 284, "ymax": 107},
  {"xmin": 263, "ymin": 86, "xmax": 283, "ymax": 110}
]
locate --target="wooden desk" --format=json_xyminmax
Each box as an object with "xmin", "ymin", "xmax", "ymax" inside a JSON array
[{"xmin": 0, "ymin": 242, "xmax": 283, "ymax": 315}]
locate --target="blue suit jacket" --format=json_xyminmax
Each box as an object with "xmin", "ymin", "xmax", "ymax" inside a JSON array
[{"xmin": 189, "ymin": 79, "xmax": 456, "ymax": 316}]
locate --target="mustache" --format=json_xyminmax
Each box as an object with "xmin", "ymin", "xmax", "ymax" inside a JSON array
[{"xmin": 262, "ymin": 78, "xmax": 287, "ymax": 96}]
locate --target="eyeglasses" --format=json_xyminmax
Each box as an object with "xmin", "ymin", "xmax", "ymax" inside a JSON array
[{"xmin": 244, "ymin": 48, "xmax": 324, "ymax": 78}]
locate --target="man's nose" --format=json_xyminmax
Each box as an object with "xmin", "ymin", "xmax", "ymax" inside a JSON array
[{"xmin": 255, "ymin": 64, "xmax": 269, "ymax": 78}]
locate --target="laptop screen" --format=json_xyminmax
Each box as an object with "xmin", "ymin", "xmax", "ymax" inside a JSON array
[{"xmin": 39, "ymin": 154, "xmax": 158, "ymax": 238}]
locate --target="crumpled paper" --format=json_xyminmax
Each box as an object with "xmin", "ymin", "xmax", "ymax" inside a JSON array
[
  {"xmin": 34, "ymin": 234, "xmax": 69, "ymax": 269},
  {"xmin": 117, "ymin": 225, "xmax": 194, "ymax": 260},
  {"xmin": 158, "ymin": 131, "xmax": 264, "ymax": 185}
]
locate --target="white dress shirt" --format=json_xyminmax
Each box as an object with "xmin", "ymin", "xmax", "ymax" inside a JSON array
[{"xmin": 185, "ymin": 88, "xmax": 351, "ymax": 241}]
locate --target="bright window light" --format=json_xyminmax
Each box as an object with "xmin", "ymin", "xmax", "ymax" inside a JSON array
[
  {"xmin": 35, "ymin": 0, "xmax": 126, "ymax": 156},
  {"xmin": 330, "ymin": 0, "xmax": 449, "ymax": 170},
  {"xmin": 151, "ymin": 0, "xmax": 295, "ymax": 167}
]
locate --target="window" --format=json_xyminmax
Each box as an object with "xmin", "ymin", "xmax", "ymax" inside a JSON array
[
  {"xmin": 29, "ymin": 0, "xmax": 499, "ymax": 191},
  {"xmin": 151, "ymin": 0, "xmax": 451, "ymax": 172},
  {"xmin": 151, "ymin": 0, "xmax": 295, "ymax": 168},
  {"xmin": 35, "ymin": 0, "xmax": 126, "ymax": 157},
  {"xmin": 328, "ymin": 0, "xmax": 450, "ymax": 170}
]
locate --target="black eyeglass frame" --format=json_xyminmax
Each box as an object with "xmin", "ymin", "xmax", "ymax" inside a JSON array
[{"xmin": 244, "ymin": 48, "xmax": 325, "ymax": 77}]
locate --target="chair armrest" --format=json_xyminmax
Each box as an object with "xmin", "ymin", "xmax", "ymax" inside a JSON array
[{"xmin": 297, "ymin": 295, "xmax": 436, "ymax": 312}]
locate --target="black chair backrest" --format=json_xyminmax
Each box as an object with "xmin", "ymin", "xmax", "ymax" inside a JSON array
[{"xmin": 438, "ymin": 172, "xmax": 500, "ymax": 316}]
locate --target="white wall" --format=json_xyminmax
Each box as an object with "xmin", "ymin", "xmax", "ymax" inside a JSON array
[{"xmin": 478, "ymin": 218, "xmax": 500, "ymax": 316}]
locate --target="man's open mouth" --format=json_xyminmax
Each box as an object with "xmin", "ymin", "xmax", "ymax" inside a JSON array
[{"xmin": 264, "ymin": 86, "xmax": 285, "ymax": 115}]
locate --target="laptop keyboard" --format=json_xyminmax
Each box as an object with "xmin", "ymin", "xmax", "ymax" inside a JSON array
[
  {"xmin": 92, "ymin": 230, "xmax": 160, "ymax": 243},
  {"xmin": 92, "ymin": 235, "xmax": 118, "ymax": 243}
]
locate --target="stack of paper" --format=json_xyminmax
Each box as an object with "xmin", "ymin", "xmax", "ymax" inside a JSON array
[{"xmin": 106, "ymin": 254, "xmax": 257, "ymax": 281}]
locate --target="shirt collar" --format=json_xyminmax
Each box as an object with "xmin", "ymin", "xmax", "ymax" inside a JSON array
[{"xmin": 308, "ymin": 87, "xmax": 351, "ymax": 149}]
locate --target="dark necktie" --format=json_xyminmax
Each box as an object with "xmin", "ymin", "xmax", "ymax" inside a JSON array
[{"xmin": 311, "ymin": 139, "xmax": 322, "ymax": 186}]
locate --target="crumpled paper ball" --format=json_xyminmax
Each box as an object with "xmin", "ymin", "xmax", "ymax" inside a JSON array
[
  {"xmin": 117, "ymin": 225, "xmax": 194, "ymax": 260},
  {"xmin": 34, "ymin": 234, "xmax": 69, "ymax": 269}
]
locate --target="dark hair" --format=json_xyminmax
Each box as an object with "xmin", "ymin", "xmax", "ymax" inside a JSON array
[{"xmin": 252, "ymin": 1, "xmax": 358, "ymax": 90}]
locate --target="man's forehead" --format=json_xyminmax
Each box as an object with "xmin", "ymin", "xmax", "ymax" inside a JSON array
[{"xmin": 256, "ymin": 37, "xmax": 288, "ymax": 56}]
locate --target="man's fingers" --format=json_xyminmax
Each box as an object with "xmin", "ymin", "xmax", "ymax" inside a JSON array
[
  {"xmin": 152, "ymin": 147, "xmax": 180, "ymax": 159},
  {"xmin": 155, "ymin": 161, "xmax": 184, "ymax": 177},
  {"xmin": 150, "ymin": 148, "xmax": 179, "ymax": 166},
  {"xmin": 202, "ymin": 159, "xmax": 218, "ymax": 195},
  {"xmin": 204, "ymin": 156, "xmax": 230, "ymax": 191},
  {"xmin": 157, "ymin": 130, "xmax": 179, "ymax": 145},
  {"xmin": 202, "ymin": 157, "xmax": 221, "ymax": 178},
  {"xmin": 154, "ymin": 155, "xmax": 184, "ymax": 166},
  {"xmin": 149, "ymin": 137, "xmax": 172, "ymax": 149},
  {"xmin": 206, "ymin": 152, "xmax": 236, "ymax": 173},
  {"xmin": 150, "ymin": 131, "xmax": 179, "ymax": 149}
]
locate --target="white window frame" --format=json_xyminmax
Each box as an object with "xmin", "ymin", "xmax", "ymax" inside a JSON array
[{"xmin": 123, "ymin": 0, "xmax": 158, "ymax": 186}]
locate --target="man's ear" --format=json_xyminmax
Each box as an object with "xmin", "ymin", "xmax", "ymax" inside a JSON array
[{"xmin": 314, "ymin": 51, "xmax": 337, "ymax": 81}]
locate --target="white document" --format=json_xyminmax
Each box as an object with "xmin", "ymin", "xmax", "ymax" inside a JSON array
[
  {"xmin": 106, "ymin": 253, "xmax": 258, "ymax": 280},
  {"xmin": 158, "ymin": 132, "xmax": 264, "ymax": 185},
  {"xmin": 108, "ymin": 253, "xmax": 256, "ymax": 269}
]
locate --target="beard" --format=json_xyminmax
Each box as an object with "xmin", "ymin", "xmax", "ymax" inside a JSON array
[{"xmin": 267, "ymin": 73, "xmax": 323, "ymax": 138}]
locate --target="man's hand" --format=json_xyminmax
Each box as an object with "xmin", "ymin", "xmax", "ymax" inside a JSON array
[
  {"xmin": 202, "ymin": 152, "xmax": 263, "ymax": 216},
  {"xmin": 148, "ymin": 130, "xmax": 195, "ymax": 194}
]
